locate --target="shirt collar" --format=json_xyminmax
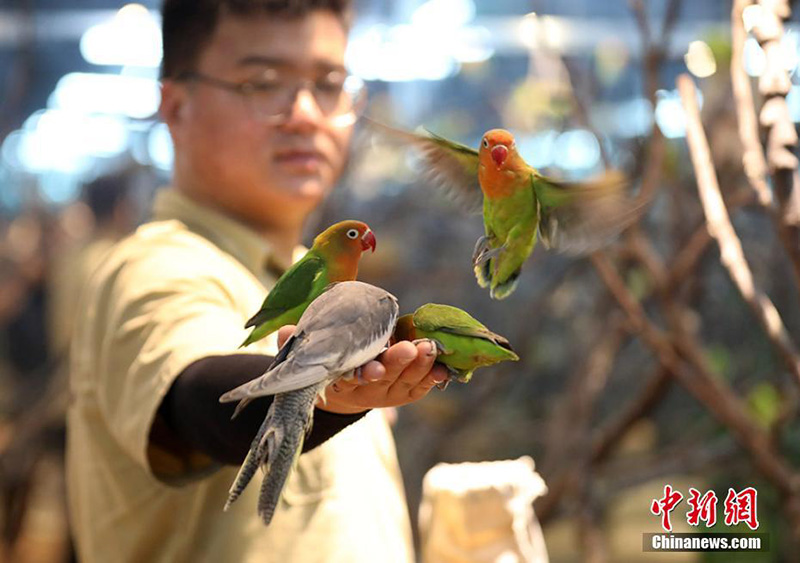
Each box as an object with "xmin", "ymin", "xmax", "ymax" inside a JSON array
[{"xmin": 152, "ymin": 188, "xmax": 275, "ymax": 279}]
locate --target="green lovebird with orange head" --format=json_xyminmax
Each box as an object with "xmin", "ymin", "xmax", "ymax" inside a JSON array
[
  {"xmin": 369, "ymin": 121, "xmax": 647, "ymax": 299},
  {"xmin": 240, "ymin": 220, "xmax": 376, "ymax": 347},
  {"xmin": 393, "ymin": 303, "xmax": 518, "ymax": 386}
]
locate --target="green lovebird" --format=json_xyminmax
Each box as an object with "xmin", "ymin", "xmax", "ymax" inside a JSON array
[
  {"xmin": 370, "ymin": 121, "xmax": 647, "ymax": 299},
  {"xmin": 220, "ymin": 281, "xmax": 399, "ymax": 525},
  {"xmin": 240, "ymin": 220, "xmax": 376, "ymax": 347},
  {"xmin": 393, "ymin": 303, "xmax": 519, "ymax": 386}
]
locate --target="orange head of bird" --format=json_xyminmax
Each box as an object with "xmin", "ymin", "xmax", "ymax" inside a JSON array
[
  {"xmin": 313, "ymin": 220, "xmax": 376, "ymax": 258},
  {"xmin": 392, "ymin": 314, "xmax": 416, "ymax": 344},
  {"xmin": 479, "ymin": 129, "xmax": 517, "ymax": 169}
]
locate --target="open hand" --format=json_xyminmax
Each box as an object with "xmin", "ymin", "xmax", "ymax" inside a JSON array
[{"xmin": 277, "ymin": 325, "xmax": 449, "ymax": 414}]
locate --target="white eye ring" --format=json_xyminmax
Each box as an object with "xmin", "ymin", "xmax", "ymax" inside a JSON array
[
  {"xmin": 482, "ymin": 138, "xmax": 489, "ymax": 148},
  {"xmin": 346, "ymin": 229, "xmax": 359, "ymax": 239}
]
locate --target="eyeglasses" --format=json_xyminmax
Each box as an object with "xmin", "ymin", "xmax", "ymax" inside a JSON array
[{"xmin": 176, "ymin": 69, "xmax": 366, "ymax": 127}]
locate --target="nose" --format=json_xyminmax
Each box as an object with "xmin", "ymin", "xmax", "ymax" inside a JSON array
[{"xmin": 280, "ymin": 87, "xmax": 325, "ymax": 131}]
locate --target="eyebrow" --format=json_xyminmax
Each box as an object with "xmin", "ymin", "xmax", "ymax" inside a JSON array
[{"xmin": 237, "ymin": 55, "xmax": 346, "ymax": 73}]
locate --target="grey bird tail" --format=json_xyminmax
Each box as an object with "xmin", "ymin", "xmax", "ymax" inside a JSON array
[
  {"xmin": 257, "ymin": 382, "xmax": 324, "ymax": 526},
  {"xmin": 224, "ymin": 408, "xmax": 276, "ymax": 511}
]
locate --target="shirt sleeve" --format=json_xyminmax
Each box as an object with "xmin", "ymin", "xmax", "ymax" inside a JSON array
[
  {"xmin": 93, "ymin": 249, "xmax": 270, "ymax": 481},
  {"xmin": 160, "ymin": 353, "xmax": 368, "ymax": 467}
]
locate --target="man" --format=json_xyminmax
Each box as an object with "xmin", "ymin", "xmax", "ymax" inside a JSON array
[{"xmin": 66, "ymin": 1, "xmax": 448, "ymax": 561}]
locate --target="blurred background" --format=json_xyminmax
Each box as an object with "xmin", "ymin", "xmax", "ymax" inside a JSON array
[{"xmin": 1, "ymin": 0, "xmax": 800, "ymax": 561}]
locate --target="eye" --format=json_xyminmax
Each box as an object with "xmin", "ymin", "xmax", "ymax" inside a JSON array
[
  {"xmin": 346, "ymin": 229, "xmax": 359, "ymax": 239},
  {"xmin": 482, "ymin": 138, "xmax": 489, "ymax": 148},
  {"xmin": 315, "ymin": 70, "xmax": 347, "ymax": 94}
]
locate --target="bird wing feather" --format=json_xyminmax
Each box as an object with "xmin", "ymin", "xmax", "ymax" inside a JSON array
[
  {"xmin": 365, "ymin": 118, "xmax": 483, "ymax": 214},
  {"xmin": 244, "ymin": 255, "xmax": 325, "ymax": 328},
  {"xmin": 533, "ymin": 170, "xmax": 649, "ymax": 254}
]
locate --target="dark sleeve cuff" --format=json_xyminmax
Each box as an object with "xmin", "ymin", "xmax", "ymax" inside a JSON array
[{"xmin": 156, "ymin": 354, "xmax": 370, "ymax": 468}]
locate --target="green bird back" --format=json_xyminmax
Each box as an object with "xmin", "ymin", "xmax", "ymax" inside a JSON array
[
  {"xmin": 240, "ymin": 253, "xmax": 328, "ymax": 347},
  {"xmin": 411, "ymin": 304, "xmax": 519, "ymax": 383}
]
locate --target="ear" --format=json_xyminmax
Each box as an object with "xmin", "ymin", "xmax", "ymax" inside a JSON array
[{"xmin": 159, "ymin": 80, "xmax": 189, "ymax": 138}]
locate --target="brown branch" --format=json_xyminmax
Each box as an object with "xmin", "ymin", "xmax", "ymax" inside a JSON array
[
  {"xmin": 590, "ymin": 366, "xmax": 672, "ymax": 464},
  {"xmin": 551, "ymin": 438, "xmax": 740, "ymax": 522},
  {"xmin": 732, "ymin": 0, "xmax": 774, "ymax": 206},
  {"xmin": 590, "ymin": 251, "xmax": 800, "ymax": 504},
  {"xmin": 577, "ymin": 489, "xmax": 608, "ymax": 563},
  {"xmin": 628, "ymin": 0, "xmax": 670, "ymax": 203},
  {"xmin": 731, "ymin": 0, "xmax": 800, "ymax": 289},
  {"xmin": 598, "ymin": 437, "xmax": 740, "ymax": 495},
  {"xmin": 536, "ymin": 317, "xmax": 627, "ymax": 523},
  {"xmin": 678, "ymin": 73, "xmax": 800, "ymax": 387}
]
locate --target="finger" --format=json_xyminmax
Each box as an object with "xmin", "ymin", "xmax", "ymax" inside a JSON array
[
  {"xmin": 359, "ymin": 360, "xmax": 387, "ymax": 383},
  {"xmin": 374, "ymin": 341, "xmax": 418, "ymax": 381},
  {"xmin": 388, "ymin": 340, "xmax": 437, "ymax": 393},
  {"xmin": 277, "ymin": 325, "xmax": 296, "ymax": 348},
  {"xmin": 408, "ymin": 365, "xmax": 450, "ymax": 401}
]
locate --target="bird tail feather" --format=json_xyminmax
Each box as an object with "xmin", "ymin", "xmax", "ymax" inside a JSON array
[
  {"xmin": 473, "ymin": 259, "xmax": 491, "ymax": 288},
  {"xmin": 256, "ymin": 383, "xmax": 323, "ymax": 526},
  {"xmin": 225, "ymin": 408, "xmax": 276, "ymax": 511},
  {"xmin": 490, "ymin": 269, "xmax": 520, "ymax": 300}
]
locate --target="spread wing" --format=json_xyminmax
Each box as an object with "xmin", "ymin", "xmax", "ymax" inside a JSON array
[
  {"xmin": 533, "ymin": 170, "xmax": 648, "ymax": 255},
  {"xmin": 365, "ymin": 118, "xmax": 483, "ymax": 214}
]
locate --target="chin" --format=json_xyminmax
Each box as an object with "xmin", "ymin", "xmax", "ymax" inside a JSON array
[{"xmin": 281, "ymin": 175, "xmax": 332, "ymax": 202}]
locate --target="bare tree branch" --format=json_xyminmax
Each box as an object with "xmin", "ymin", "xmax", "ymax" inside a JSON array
[
  {"xmin": 590, "ymin": 252, "xmax": 800, "ymax": 501},
  {"xmin": 678, "ymin": 73, "xmax": 800, "ymax": 387},
  {"xmin": 731, "ymin": 0, "xmax": 775, "ymax": 206},
  {"xmin": 590, "ymin": 367, "xmax": 672, "ymax": 464},
  {"xmin": 731, "ymin": 0, "xmax": 800, "ymax": 289}
]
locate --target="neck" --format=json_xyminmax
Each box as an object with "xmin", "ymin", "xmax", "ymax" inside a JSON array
[
  {"xmin": 261, "ymin": 225, "xmax": 302, "ymax": 266},
  {"xmin": 318, "ymin": 245, "xmax": 361, "ymax": 281},
  {"xmin": 172, "ymin": 170, "xmax": 307, "ymax": 267},
  {"xmin": 479, "ymin": 157, "xmax": 528, "ymax": 199}
]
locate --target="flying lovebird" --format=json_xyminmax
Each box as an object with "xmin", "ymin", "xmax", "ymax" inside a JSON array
[
  {"xmin": 393, "ymin": 303, "xmax": 519, "ymax": 387},
  {"xmin": 240, "ymin": 220, "xmax": 376, "ymax": 347},
  {"xmin": 220, "ymin": 280, "xmax": 399, "ymax": 525},
  {"xmin": 367, "ymin": 120, "xmax": 647, "ymax": 299}
]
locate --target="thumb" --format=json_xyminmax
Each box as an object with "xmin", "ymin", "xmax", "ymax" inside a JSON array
[{"xmin": 277, "ymin": 325, "xmax": 297, "ymax": 348}]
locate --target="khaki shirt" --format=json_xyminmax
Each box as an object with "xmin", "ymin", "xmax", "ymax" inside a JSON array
[{"xmin": 66, "ymin": 188, "xmax": 414, "ymax": 563}]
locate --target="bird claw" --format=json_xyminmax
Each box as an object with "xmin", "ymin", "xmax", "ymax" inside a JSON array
[
  {"xmin": 473, "ymin": 246, "xmax": 503, "ymax": 267},
  {"xmin": 436, "ymin": 365, "xmax": 464, "ymax": 391},
  {"xmin": 411, "ymin": 338, "xmax": 441, "ymax": 357},
  {"xmin": 472, "ymin": 236, "xmax": 489, "ymax": 264}
]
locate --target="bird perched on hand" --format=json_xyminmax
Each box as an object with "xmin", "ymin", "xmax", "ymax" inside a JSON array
[
  {"xmin": 220, "ymin": 280, "xmax": 399, "ymax": 525},
  {"xmin": 368, "ymin": 120, "xmax": 647, "ymax": 299},
  {"xmin": 393, "ymin": 303, "xmax": 518, "ymax": 387},
  {"xmin": 240, "ymin": 220, "xmax": 376, "ymax": 347}
]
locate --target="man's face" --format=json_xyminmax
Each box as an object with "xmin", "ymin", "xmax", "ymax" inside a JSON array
[{"xmin": 164, "ymin": 11, "xmax": 353, "ymax": 231}]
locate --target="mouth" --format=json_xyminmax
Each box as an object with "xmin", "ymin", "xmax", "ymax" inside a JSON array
[
  {"xmin": 361, "ymin": 229, "xmax": 376, "ymax": 252},
  {"xmin": 274, "ymin": 148, "xmax": 327, "ymax": 172},
  {"xmin": 491, "ymin": 145, "xmax": 508, "ymax": 167}
]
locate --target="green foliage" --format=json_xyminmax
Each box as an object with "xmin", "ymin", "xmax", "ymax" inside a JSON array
[
  {"xmin": 705, "ymin": 344, "xmax": 732, "ymax": 380},
  {"xmin": 747, "ymin": 383, "xmax": 781, "ymax": 430}
]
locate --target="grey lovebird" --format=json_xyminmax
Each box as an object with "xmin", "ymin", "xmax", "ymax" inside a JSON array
[{"xmin": 219, "ymin": 280, "xmax": 399, "ymax": 525}]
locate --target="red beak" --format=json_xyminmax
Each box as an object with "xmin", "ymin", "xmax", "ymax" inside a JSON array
[
  {"xmin": 491, "ymin": 145, "xmax": 508, "ymax": 167},
  {"xmin": 361, "ymin": 230, "xmax": 376, "ymax": 253}
]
